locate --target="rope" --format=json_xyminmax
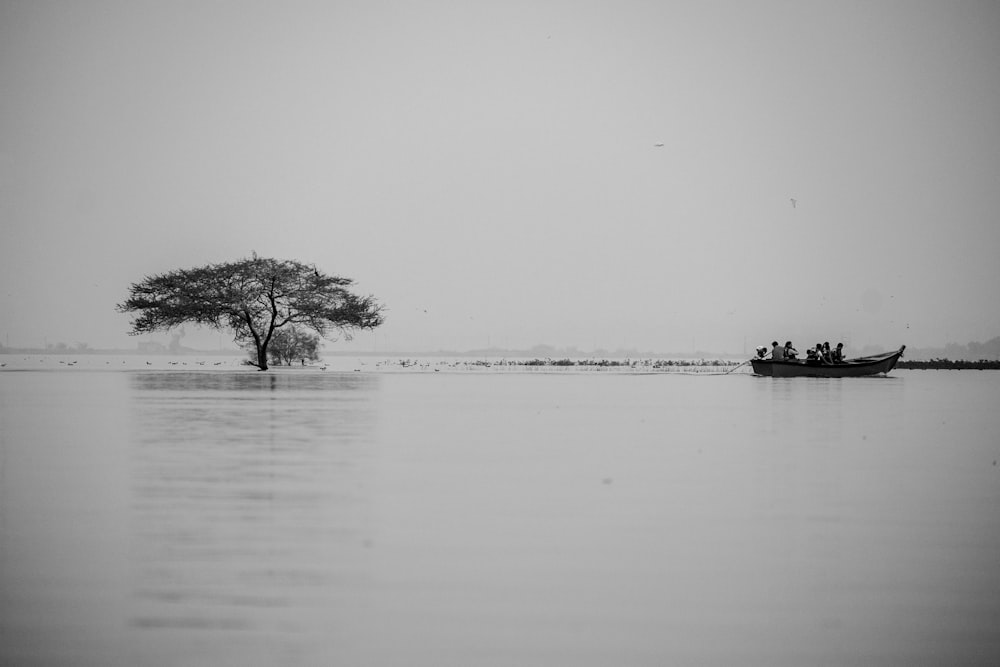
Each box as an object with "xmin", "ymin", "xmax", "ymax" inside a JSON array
[{"xmin": 722, "ymin": 358, "xmax": 755, "ymax": 374}]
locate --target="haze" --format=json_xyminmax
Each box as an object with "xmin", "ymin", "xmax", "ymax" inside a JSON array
[{"xmin": 2, "ymin": 1, "xmax": 999, "ymax": 354}]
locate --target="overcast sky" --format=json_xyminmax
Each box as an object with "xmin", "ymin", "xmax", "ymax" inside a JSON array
[{"xmin": 2, "ymin": 0, "xmax": 998, "ymax": 354}]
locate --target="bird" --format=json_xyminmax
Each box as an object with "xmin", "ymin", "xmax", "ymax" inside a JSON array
[
  {"xmin": 790, "ymin": 198, "xmax": 797, "ymax": 208},
  {"xmin": 653, "ymin": 142, "xmax": 664, "ymax": 148}
]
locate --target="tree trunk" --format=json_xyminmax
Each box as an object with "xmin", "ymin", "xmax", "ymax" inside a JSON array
[{"xmin": 245, "ymin": 312, "xmax": 269, "ymax": 370}]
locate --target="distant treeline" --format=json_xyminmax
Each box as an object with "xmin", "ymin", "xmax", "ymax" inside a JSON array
[
  {"xmin": 903, "ymin": 336, "xmax": 1000, "ymax": 362},
  {"xmin": 897, "ymin": 359, "xmax": 1000, "ymax": 370}
]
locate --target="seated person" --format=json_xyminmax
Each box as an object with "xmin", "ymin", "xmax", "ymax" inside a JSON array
[
  {"xmin": 832, "ymin": 342, "xmax": 845, "ymax": 363},
  {"xmin": 821, "ymin": 342, "xmax": 833, "ymax": 364},
  {"xmin": 771, "ymin": 341, "xmax": 784, "ymax": 361},
  {"xmin": 756, "ymin": 345, "xmax": 769, "ymax": 359},
  {"xmin": 812, "ymin": 342, "xmax": 827, "ymax": 363},
  {"xmin": 806, "ymin": 347, "xmax": 818, "ymax": 361},
  {"xmin": 784, "ymin": 341, "xmax": 798, "ymax": 360}
]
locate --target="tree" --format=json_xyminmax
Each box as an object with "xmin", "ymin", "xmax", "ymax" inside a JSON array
[
  {"xmin": 117, "ymin": 256, "xmax": 384, "ymax": 370},
  {"xmin": 250, "ymin": 324, "xmax": 321, "ymax": 366}
]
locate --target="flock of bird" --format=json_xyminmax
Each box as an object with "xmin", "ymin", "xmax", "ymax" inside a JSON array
[
  {"xmin": 0, "ymin": 357, "xmax": 234, "ymax": 369},
  {"xmin": 2, "ymin": 357, "xmax": 743, "ymax": 373}
]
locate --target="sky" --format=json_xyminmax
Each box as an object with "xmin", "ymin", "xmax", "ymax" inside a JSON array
[{"xmin": 2, "ymin": 0, "xmax": 999, "ymax": 355}]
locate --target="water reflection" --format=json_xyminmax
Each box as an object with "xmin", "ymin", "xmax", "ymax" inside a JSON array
[
  {"xmin": 6, "ymin": 368, "xmax": 998, "ymax": 665},
  {"xmin": 128, "ymin": 372, "xmax": 378, "ymax": 661},
  {"xmin": 757, "ymin": 375, "xmax": 904, "ymax": 440}
]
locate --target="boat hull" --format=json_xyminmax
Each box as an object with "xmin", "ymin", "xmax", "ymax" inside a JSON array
[{"xmin": 751, "ymin": 346, "xmax": 905, "ymax": 378}]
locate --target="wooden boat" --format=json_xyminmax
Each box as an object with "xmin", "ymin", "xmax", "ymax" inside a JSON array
[{"xmin": 751, "ymin": 345, "xmax": 905, "ymax": 378}]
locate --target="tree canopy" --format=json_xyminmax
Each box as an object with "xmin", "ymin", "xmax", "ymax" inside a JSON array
[{"xmin": 117, "ymin": 256, "xmax": 383, "ymax": 370}]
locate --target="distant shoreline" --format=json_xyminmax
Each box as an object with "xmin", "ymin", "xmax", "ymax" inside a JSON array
[
  {"xmin": 896, "ymin": 360, "xmax": 1000, "ymax": 370},
  {"xmin": 4, "ymin": 348, "xmax": 999, "ymax": 369},
  {"xmin": 0, "ymin": 346, "xmax": 242, "ymax": 356}
]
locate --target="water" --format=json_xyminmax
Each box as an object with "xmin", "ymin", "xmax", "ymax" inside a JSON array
[{"xmin": 2, "ymin": 360, "xmax": 999, "ymax": 666}]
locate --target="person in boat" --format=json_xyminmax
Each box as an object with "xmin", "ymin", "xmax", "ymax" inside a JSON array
[
  {"xmin": 808, "ymin": 342, "xmax": 827, "ymax": 362},
  {"xmin": 832, "ymin": 342, "xmax": 845, "ymax": 363},
  {"xmin": 784, "ymin": 341, "xmax": 798, "ymax": 360},
  {"xmin": 756, "ymin": 345, "xmax": 769, "ymax": 359},
  {"xmin": 821, "ymin": 342, "xmax": 833, "ymax": 363},
  {"xmin": 771, "ymin": 341, "xmax": 785, "ymax": 361}
]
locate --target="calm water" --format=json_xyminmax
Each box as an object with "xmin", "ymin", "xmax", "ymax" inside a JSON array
[{"xmin": 2, "ymin": 360, "xmax": 999, "ymax": 666}]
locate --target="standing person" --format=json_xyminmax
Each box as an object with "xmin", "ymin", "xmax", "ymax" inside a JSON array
[
  {"xmin": 771, "ymin": 341, "xmax": 785, "ymax": 361},
  {"xmin": 784, "ymin": 341, "xmax": 798, "ymax": 360},
  {"xmin": 832, "ymin": 342, "xmax": 845, "ymax": 363}
]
